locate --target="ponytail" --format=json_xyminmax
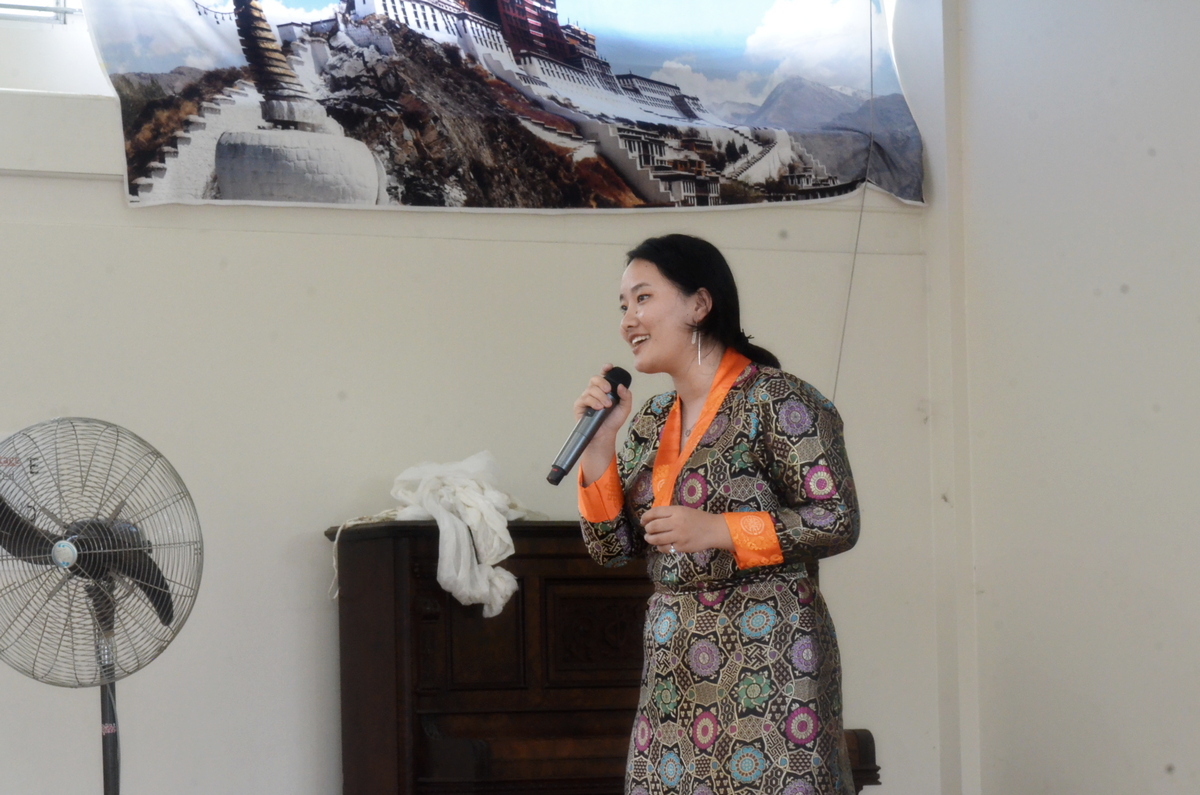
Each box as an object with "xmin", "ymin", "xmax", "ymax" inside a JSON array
[{"xmin": 732, "ymin": 330, "xmax": 780, "ymax": 369}]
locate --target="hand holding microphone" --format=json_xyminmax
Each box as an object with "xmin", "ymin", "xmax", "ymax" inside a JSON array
[{"xmin": 547, "ymin": 365, "xmax": 632, "ymax": 485}]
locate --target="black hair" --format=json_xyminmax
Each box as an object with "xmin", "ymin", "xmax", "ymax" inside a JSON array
[{"xmin": 626, "ymin": 234, "xmax": 781, "ymax": 369}]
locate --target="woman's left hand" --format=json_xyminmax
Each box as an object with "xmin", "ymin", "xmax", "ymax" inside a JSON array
[{"xmin": 642, "ymin": 506, "xmax": 734, "ymax": 554}]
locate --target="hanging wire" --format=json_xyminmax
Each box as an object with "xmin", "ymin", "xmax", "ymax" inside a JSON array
[{"xmin": 831, "ymin": 0, "xmax": 878, "ymax": 402}]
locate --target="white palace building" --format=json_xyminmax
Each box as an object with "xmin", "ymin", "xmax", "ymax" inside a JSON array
[{"xmin": 348, "ymin": 0, "xmax": 725, "ymax": 126}]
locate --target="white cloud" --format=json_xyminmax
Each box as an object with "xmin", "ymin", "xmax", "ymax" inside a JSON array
[
  {"xmin": 229, "ymin": 0, "xmax": 340, "ymax": 25},
  {"xmin": 648, "ymin": 0, "xmax": 903, "ymax": 109},
  {"xmin": 88, "ymin": 0, "xmax": 338, "ymax": 74},
  {"xmin": 745, "ymin": 0, "xmax": 891, "ymax": 90},
  {"xmin": 182, "ymin": 51, "xmax": 222, "ymax": 70}
]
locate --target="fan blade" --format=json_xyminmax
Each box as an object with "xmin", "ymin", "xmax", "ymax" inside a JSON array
[
  {"xmin": 0, "ymin": 497, "xmax": 59, "ymax": 564},
  {"xmin": 114, "ymin": 549, "xmax": 175, "ymax": 627}
]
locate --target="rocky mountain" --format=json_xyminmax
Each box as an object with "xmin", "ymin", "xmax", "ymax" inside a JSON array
[
  {"xmin": 795, "ymin": 92, "xmax": 924, "ymax": 202},
  {"xmin": 746, "ymin": 76, "xmax": 862, "ymax": 130},
  {"xmin": 826, "ymin": 92, "xmax": 923, "ymax": 201},
  {"xmin": 321, "ymin": 21, "xmax": 640, "ymax": 207},
  {"xmin": 826, "ymin": 92, "xmax": 918, "ymax": 135},
  {"xmin": 110, "ymin": 66, "xmax": 213, "ymax": 137},
  {"xmin": 828, "ymin": 85, "xmax": 871, "ymax": 102},
  {"xmin": 111, "ymin": 66, "xmax": 206, "ymax": 96}
]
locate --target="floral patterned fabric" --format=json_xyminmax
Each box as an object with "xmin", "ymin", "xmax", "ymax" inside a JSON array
[{"xmin": 579, "ymin": 359, "xmax": 859, "ymax": 795}]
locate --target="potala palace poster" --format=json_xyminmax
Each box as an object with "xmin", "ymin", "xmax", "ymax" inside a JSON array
[{"xmin": 88, "ymin": 0, "xmax": 925, "ymax": 209}]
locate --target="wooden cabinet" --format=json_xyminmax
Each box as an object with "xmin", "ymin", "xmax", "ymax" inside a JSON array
[{"xmin": 327, "ymin": 520, "xmax": 878, "ymax": 794}]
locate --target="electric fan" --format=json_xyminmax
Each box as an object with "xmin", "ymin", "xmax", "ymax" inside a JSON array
[{"xmin": 0, "ymin": 418, "xmax": 203, "ymax": 794}]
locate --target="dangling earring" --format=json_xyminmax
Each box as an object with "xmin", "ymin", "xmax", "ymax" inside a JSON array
[{"xmin": 693, "ymin": 329, "xmax": 701, "ymax": 366}]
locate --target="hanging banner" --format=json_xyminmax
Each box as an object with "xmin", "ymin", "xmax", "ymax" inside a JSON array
[{"xmin": 87, "ymin": 0, "xmax": 924, "ymax": 209}]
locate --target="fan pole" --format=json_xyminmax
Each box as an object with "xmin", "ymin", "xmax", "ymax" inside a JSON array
[
  {"xmin": 101, "ymin": 682, "xmax": 119, "ymax": 793},
  {"xmin": 100, "ymin": 631, "xmax": 119, "ymax": 795}
]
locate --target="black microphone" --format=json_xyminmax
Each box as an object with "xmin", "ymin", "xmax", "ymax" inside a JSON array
[{"xmin": 547, "ymin": 367, "xmax": 632, "ymax": 486}]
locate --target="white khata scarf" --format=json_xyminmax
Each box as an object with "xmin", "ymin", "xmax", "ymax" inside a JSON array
[{"xmin": 331, "ymin": 451, "xmax": 533, "ymax": 617}]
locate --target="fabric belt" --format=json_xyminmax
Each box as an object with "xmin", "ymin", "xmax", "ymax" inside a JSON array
[{"xmin": 650, "ymin": 561, "xmax": 812, "ymax": 595}]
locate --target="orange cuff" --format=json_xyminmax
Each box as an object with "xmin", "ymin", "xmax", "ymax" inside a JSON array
[
  {"xmin": 578, "ymin": 460, "xmax": 625, "ymax": 523},
  {"xmin": 724, "ymin": 512, "xmax": 784, "ymax": 569}
]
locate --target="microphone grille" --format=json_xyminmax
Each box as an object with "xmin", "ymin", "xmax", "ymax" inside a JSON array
[{"xmin": 605, "ymin": 367, "xmax": 632, "ymax": 390}]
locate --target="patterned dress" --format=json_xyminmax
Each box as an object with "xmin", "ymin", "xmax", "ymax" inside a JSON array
[{"xmin": 578, "ymin": 351, "xmax": 859, "ymax": 795}]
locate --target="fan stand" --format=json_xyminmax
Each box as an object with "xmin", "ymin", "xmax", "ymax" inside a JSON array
[
  {"xmin": 95, "ymin": 595, "xmax": 119, "ymax": 795},
  {"xmin": 101, "ymin": 684, "xmax": 119, "ymax": 793},
  {"xmin": 0, "ymin": 418, "xmax": 204, "ymax": 794}
]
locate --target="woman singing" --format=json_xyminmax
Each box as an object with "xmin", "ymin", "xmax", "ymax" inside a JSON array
[{"xmin": 575, "ymin": 234, "xmax": 859, "ymax": 795}]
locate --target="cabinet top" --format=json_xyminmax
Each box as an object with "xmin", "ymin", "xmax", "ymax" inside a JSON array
[{"xmin": 324, "ymin": 519, "xmax": 580, "ymax": 543}]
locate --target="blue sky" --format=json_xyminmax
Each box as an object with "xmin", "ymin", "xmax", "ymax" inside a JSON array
[
  {"xmin": 554, "ymin": 0, "xmax": 780, "ymax": 82},
  {"xmin": 555, "ymin": 0, "xmax": 776, "ymax": 50},
  {"xmin": 279, "ymin": 0, "xmax": 337, "ymax": 8},
  {"xmin": 555, "ymin": 0, "xmax": 900, "ymax": 100}
]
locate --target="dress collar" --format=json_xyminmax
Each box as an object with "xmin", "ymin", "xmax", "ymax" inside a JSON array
[{"xmin": 650, "ymin": 348, "xmax": 752, "ymax": 507}]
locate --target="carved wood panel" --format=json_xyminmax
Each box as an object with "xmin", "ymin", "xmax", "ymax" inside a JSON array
[
  {"xmin": 544, "ymin": 579, "xmax": 648, "ymax": 686},
  {"xmin": 449, "ymin": 580, "xmax": 526, "ymax": 689}
]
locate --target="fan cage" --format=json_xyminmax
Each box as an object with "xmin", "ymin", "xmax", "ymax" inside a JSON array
[{"xmin": 0, "ymin": 418, "xmax": 203, "ymax": 687}]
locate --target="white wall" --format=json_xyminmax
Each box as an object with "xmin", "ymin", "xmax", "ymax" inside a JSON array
[
  {"xmin": 0, "ymin": 9, "xmax": 946, "ymax": 792},
  {"xmin": 892, "ymin": 1, "xmax": 982, "ymax": 792},
  {"xmin": 959, "ymin": 1, "xmax": 1200, "ymax": 793}
]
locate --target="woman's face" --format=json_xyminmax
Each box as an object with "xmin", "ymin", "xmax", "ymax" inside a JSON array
[{"xmin": 619, "ymin": 258, "xmax": 706, "ymax": 374}]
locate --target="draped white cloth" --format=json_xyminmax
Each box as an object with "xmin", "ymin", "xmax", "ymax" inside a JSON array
[
  {"xmin": 389, "ymin": 451, "xmax": 528, "ymax": 617},
  {"xmin": 331, "ymin": 451, "xmax": 530, "ymax": 617}
]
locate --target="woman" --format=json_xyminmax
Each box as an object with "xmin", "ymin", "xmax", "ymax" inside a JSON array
[{"xmin": 575, "ymin": 234, "xmax": 859, "ymax": 795}]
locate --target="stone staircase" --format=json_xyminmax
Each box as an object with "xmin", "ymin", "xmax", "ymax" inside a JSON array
[
  {"xmin": 518, "ymin": 115, "xmax": 585, "ymax": 142},
  {"xmin": 579, "ymin": 120, "xmax": 676, "ymax": 204},
  {"xmin": 793, "ymin": 140, "xmax": 832, "ymax": 182},
  {"xmin": 284, "ymin": 36, "xmax": 332, "ymax": 99},
  {"xmin": 516, "ymin": 116, "xmax": 597, "ymax": 162},
  {"xmin": 726, "ymin": 137, "xmax": 775, "ymax": 180}
]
